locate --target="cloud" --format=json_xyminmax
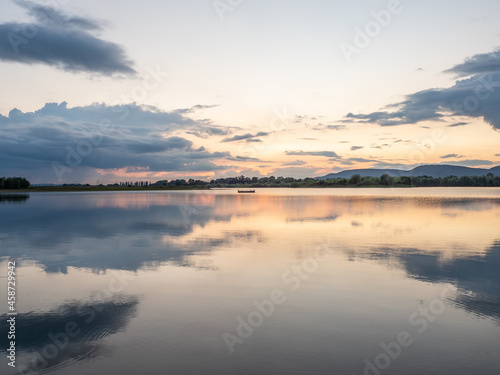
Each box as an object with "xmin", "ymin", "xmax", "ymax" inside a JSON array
[
  {"xmin": 227, "ymin": 156, "xmax": 261, "ymax": 162},
  {"xmin": 496, "ymin": 154, "xmax": 500, "ymax": 157},
  {"xmin": 281, "ymin": 160, "xmax": 307, "ymax": 166},
  {"xmin": 237, "ymin": 169, "xmax": 264, "ymax": 178},
  {"xmin": 346, "ymin": 158, "xmax": 374, "ymax": 163},
  {"xmin": 268, "ymin": 166, "xmax": 319, "ymax": 178},
  {"xmin": 285, "ymin": 150, "xmax": 340, "ymax": 158},
  {"xmin": 337, "ymin": 157, "xmax": 376, "ymax": 166},
  {"xmin": 16, "ymin": 0, "xmax": 105, "ymax": 30},
  {"xmin": 221, "ymin": 132, "xmax": 269, "ymax": 143},
  {"xmin": 326, "ymin": 125, "xmax": 346, "ymax": 131},
  {"xmin": 185, "ymin": 126, "xmax": 232, "ymax": 139},
  {"xmin": 174, "ymin": 104, "xmax": 220, "ymax": 114},
  {"xmin": 439, "ymin": 159, "xmax": 494, "ymax": 167},
  {"xmin": 440, "ymin": 154, "xmax": 463, "ymax": 159},
  {"xmin": 344, "ymin": 49, "xmax": 500, "ymax": 130},
  {"xmin": 372, "ymin": 162, "xmax": 416, "ymax": 169},
  {"xmin": 350, "ymin": 146, "xmax": 363, "ymax": 151},
  {"xmin": 293, "ymin": 115, "xmax": 320, "ymax": 124},
  {"xmin": 444, "ymin": 49, "xmax": 500, "ymax": 77},
  {"xmin": 0, "ymin": 102, "xmax": 232, "ymax": 183},
  {"xmin": 0, "ymin": 1, "xmax": 135, "ymax": 75},
  {"xmin": 447, "ymin": 122, "xmax": 469, "ymax": 127}
]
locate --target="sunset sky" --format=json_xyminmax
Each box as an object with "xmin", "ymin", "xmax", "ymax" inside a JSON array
[{"xmin": 1, "ymin": 0, "xmax": 499, "ymax": 184}]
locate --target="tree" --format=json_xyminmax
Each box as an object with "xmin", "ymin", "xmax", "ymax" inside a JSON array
[
  {"xmin": 458, "ymin": 176, "xmax": 473, "ymax": 186},
  {"xmin": 349, "ymin": 174, "xmax": 362, "ymax": 185},
  {"xmin": 398, "ymin": 176, "xmax": 411, "ymax": 186},
  {"xmin": 380, "ymin": 174, "xmax": 394, "ymax": 186},
  {"xmin": 0, "ymin": 177, "xmax": 30, "ymax": 189}
]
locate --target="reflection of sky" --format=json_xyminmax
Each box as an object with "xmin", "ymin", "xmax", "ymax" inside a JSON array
[
  {"xmin": 1, "ymin": 190, "xmax": 500, "ymax": 374},
  {"xmin": 2, "ymin": 191, "xmax": 499, "ymax": 271}
]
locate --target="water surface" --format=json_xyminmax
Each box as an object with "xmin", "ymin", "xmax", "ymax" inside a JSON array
[{"xmin": 1, "ymin": 188, "xmax": 499, "ymax": 374}]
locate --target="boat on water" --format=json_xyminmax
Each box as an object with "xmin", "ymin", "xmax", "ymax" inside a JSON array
[{"xmin": 238, "ymin": 189, "xmax": 255, "ymax": 193}]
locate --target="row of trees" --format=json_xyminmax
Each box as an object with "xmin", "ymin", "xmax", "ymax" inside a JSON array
[
  {"xmin": 316, "ymin": 173, "xmax": 500, "ymax": 187},
  {"xmin": 152, "ymin": 173, "xmax": 500, "ymax": 188},
  {"xmin": 0, "ymin": 177, "xmax": 31, "ymax": 189},
  {"xmin": 3, "ymin": 174, "xmax": 498, "ymax": 190}
]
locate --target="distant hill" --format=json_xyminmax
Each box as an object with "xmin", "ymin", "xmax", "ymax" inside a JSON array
[{"xmin": 317, "ymin": 165, "xmax": 500, "ymax": 179}]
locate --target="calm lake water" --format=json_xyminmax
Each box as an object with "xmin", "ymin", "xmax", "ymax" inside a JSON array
[{"xmin": 1, "ymin": 188, "xmax": 500, "ymax": 374}]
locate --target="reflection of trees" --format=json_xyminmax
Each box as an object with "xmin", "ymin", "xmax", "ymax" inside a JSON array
[
  {"xmin": 0, "ymin": 194, "xmax": 29, "ymax": 203},
  {"xmin": 0, "ymin": 295, "xmax": 138, "ymax": 373}
]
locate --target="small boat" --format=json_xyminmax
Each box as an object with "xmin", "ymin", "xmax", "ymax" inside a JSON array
[{"xmin": 238, "ymin": 189, "xmax": 255, "ymax": 193}]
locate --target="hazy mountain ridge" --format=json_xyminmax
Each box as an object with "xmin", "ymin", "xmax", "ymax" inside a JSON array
[{"xmin": 317, "ymin": 165, "xmax": 500, "ymax": 179}]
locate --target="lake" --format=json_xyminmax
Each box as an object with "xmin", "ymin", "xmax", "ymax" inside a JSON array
[{"xmin": 1, "ymin": 188, "xmax": 500, "ymax": 374}]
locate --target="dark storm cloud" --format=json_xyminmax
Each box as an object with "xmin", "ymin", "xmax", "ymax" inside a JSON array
[
  {"xmin": 0, "ymin": 102, "xmax": 232, "ymax": 181},
  {"xmin": 0, "ymin": 1, "xmax": 135, "ymax": 75},
  {"xmin": 124, "ymin": 137, "xmax": 194, "ymax": 154},
  {"xmin": 344, "ymin": 49, "xmax": 500, "ymax": 130}
]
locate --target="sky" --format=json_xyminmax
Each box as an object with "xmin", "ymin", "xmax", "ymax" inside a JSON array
[{"xmin": 0, "ymin": 0, "xmax": 499, "ymax": 184}]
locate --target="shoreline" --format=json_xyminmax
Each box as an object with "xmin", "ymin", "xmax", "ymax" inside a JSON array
[
  {"xmin": 4, "ymin": 185, "xmax": 495, "ymax": 194},
  {"xmin": 0, "ymin": 186, "xmax": 212, "ymax": 193}
]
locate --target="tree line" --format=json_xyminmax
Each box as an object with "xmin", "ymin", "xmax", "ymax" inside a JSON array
[
  {"xmin": 0, "ymin": 177, "xmax": 31, "ymax": 189},
  {"xmin": 154, "ymin": 173, "xmax": 500, "ymax": 188},
  {"xmin": 2, "ymin": 174, "xmax": 498, "ymax": 190}
]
